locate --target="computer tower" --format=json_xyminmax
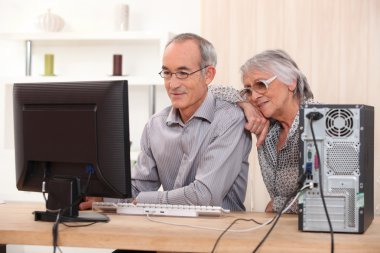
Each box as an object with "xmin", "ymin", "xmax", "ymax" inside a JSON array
[{"xmin": 298, "ymin": 104, "xmax": 374, "ymax": 233}]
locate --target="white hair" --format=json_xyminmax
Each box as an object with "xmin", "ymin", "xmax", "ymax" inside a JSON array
[{"xmin": 240, "ymin": 49, "xmax": 313, "ymax": 102}]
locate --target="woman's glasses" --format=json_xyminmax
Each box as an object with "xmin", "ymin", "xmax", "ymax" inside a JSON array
[{"xmin": 239, "ymin": 75, "xmax": 277, "ymax": 100}]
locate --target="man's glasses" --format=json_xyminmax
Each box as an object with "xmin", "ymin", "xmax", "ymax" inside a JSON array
[
  {"xmin": 239, "ymin": 75, "xmax": 277, "ymax": 100},
  {"xmin": 158, "ymin": 66, "xmax": 209, "ymax": 80}
]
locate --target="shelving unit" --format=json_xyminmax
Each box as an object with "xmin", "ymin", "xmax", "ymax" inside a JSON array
[
  {"xmin": 0, "ymin": 31, "xmax": 173, "ymax": 154},
  {"xmin": 0, "ymin": 31, "xmax": 172, "ymax": 78},
  {"xmin": 0, "ymin": 31, "xmax": 172, "ymax": 41},
  {"xmin": 0, "ymin": 31, "xmax": 173, "ymax": 115}
]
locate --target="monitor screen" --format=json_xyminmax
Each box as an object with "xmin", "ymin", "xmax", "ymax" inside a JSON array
[{"xmin": 13, "ymin": 80, "xmax": 131, "ymax": 222}]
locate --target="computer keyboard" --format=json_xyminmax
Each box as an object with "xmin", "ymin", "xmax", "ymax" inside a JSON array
[{"xmin": 92, "ymin": 202, "xmax": 230, "ymax": 217}]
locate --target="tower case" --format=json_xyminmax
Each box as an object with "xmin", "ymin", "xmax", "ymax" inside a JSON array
[{"xmin": 298, "ymin": 104, "xmax": 374, "ymax": 233}]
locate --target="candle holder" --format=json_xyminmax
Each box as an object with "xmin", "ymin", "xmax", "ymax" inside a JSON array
[
  {"xmin": 44, "ymin": 54, "xmax": 55, "ymax": 76},
  {"xmin": 113, "ymin": 54, "xmax": 123, "ymax": 76}
]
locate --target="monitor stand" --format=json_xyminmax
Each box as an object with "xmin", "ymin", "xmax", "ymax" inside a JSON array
[{"xmin": 34, "ymin": 175, "xmax": 109, "ymax": 223}]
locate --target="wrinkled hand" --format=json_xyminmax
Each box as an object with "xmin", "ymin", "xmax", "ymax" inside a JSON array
[
  {"xmin": 79, "ymin": 196, "xmax": 103, "ymax": 210},
  {"xmin": 265, "ymin": 200, "xmax": 274, "ymax": 213},
  {"xmin": 238, "ymin": 102, "xmax": 269, "ymax": 147}
]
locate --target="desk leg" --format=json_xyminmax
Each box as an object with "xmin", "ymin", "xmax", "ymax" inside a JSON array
[{"xmin": 0, "ymin": 244, "xmax": 5, "ymax": 253}]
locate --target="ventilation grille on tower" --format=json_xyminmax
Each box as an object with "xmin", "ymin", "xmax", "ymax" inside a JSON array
[
  {"xmin": 325, "ymin": 109, "xmax": 354, "ymax": 137},
  {"xmin": 326, "ymin": 141, "xmax": 359, "ymax": 175},
  {"xmin": 331, "ymin": 188, "xmax": 356, "ymax": 228}
]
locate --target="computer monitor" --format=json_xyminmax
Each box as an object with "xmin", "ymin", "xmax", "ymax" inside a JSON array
[{"xmin": 13, "ymin": 80, "xmax": 131, "ymax": 222}]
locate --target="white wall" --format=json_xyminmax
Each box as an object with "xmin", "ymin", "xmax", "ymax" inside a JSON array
[
  {"xmin": 0, "ymin": 1, "xmax": 200, "ymax": 252},
  {"xmin": 0, "ymin": 0, "xmax": 200, "ymax": 33}
]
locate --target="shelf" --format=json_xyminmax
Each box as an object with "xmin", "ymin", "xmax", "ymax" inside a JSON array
[
  {"xmin": 0, "ymin": 31, "xmax": 173, "ymax": 78},
  {"xmin": 0, "ymin": 75, "xmax": 164, "ymax": 86},
  {"xmin": 0, "ymin": 31, "xmax": 173, "ymax": 42}
]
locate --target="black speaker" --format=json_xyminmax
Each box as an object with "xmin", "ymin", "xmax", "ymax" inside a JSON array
[{"xmin": 298, "ymin": 104, "xmax": 374, "ymax": 233}]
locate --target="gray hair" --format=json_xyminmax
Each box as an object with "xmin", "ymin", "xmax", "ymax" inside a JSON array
[
  {"xmin": 166, "ymin": 33, "xmax": 217, "ymax": 74},
  {"xmin": 240, "ymin": 49, "xmax": 313, "ymax": 102}
]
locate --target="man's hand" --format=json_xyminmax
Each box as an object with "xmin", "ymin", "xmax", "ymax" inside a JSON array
[
  {"xmin": 79, "ymin": 196, "xmax": 103, "ymax": 210},
  {"xmin": 238, "ymin": 102, "xmax": 269, "ymax": 147}
]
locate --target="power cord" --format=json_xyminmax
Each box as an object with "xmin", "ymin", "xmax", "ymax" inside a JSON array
[
  {"xmin": 210, "ymin": 218, "xmax": 269, "ymax": 253},
  {"xmin": 52, "ymin": 211, "xmax": 62, "ymax": 253},
  {"xmin": 209, "ymin": 183, "xmax": 311, "ymax": 253},
  {"xmin": 146, "ymin": 213, "xmax": 274, "ymax": 233},
  {"xmin": 251, "ymin": 183, "xmax": 310, "ymax": 253},
  {"xmin": 307, "ymin": 111, "xmax": 334, "ymax": 253}
]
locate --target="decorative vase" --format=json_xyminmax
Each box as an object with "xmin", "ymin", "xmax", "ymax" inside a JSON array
[
  {"xmin": 44, "ymin": 54, "xmax": 55, "ymax": 76},
  {"xmin": 113, "ymin": 54, "xmax": 123, "ymax": 76},
  {"xmin": 37, "ymin": 9, "xmax": 65, "ymax": 32},
  {"xmin": 114, "ymin": 4, "xmax": 129, "ymax": 31}
]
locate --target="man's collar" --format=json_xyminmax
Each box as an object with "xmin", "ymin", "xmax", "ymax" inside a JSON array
[{"xmin": 166, "ymin": 91, "xmax": 215, "ymax": 126}]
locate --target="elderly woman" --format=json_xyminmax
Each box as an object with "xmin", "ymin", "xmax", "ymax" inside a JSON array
[{"xmin": 210, "ymin": 49, "xmax": 315, "ymax": 213}]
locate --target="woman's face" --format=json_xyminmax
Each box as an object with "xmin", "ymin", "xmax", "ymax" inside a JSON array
[{"xmin": 242, "ymin": 69, "xmax": 296, "ymax": 119}]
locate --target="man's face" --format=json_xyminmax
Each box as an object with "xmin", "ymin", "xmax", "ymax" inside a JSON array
[{"xmin": 162, "ymin": 40, "xmax": 212, "ymax": 122}]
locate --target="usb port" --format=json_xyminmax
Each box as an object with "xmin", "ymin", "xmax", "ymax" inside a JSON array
[
  {"xmin": 305, "ymin": 162, "xmax": 313, "ymax": 179},
  {"xmin": 305, "ymin": 162, "xmax": 313, "ymax": 174}
]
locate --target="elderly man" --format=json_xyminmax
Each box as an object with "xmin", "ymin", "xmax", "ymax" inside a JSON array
[{"xmin": 131, "ymin": 33, "xmax": 251, "ymax": 211}]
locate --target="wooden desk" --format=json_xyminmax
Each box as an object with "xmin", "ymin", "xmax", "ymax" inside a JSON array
[{"xmin": 0, "ymin": 202, "xmax": 379, "ymax": 253}]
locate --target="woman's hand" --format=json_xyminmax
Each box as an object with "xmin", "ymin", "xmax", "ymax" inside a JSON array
[
  {"xmin": 238, "ymin": 102, "xmax": 269, "ymax": 147},
  {"xmin": 265, "ymin": 200, "xmax": 274, "ymax": 213}
]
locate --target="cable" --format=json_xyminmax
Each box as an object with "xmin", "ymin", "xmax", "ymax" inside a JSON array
[
  {"xmin": 282, "ymin": 183, "xmax": 312, "ymax": 214},
  {"xmin": 251, "ymin": 184, "xmax": 311, "ymax": 253},
  {"xmin": 144, "ymin": 184, "xmax": 311, "ymax": 253},
  {"xmin": 42, "ymin": 167, "xmax": 96, "ymax": 253},
  {"xmin": 210, "ymin": 218, "xmax": 259, "ymax": 253},
  {"xmin": 145, "ymin": 213, "xmax": 276, "ymax": 253},
  {"xmin": 308, "ymin": 115, "xmax": 334, "ymax": 253},
  {"xmin": 146, "ymin": 214, "xmax": 274, "ymax": 233},
  {"xmin": 42, "ymin": 164, "xmax": 60, "ymax": 213},
  {"xmin": 209, "ymin": 217, "xmax": 276, "ymax": 253},
  {"xmin": 52, "ymin": 211, "xmax": 63, "ymax": 253},
  {"xmin": 210, "ymin": 185, "xmax": 312, "ymax": 253},
  {"xmin": 143, "ymin": 184, "xmax": 311, "ymax": 253},
  {"xmin": 61, "ymin": 222, "xmax": 97, "ymax": 227}
]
